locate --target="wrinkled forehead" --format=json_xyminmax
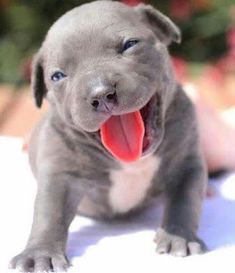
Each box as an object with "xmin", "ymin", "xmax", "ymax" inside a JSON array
[{"xmin": 43, "ymin": 3, "xmax": 149, "ymax": 57}]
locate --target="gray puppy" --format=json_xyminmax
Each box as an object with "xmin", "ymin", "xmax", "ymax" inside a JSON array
[{"xmin": 10, "ymin": 1, "xmax": 207, "ymax": 272}]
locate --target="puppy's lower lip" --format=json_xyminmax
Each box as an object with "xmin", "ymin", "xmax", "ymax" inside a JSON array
[{"xmin": 140, "ymin": 94, "xmax": 158, "ymax": 154}]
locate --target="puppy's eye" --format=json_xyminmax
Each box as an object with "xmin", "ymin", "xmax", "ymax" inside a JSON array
[
  {"xmin": 122, "ymin": 39, "xmax": 139, "ymax": 52},
  {"xmin": 51, "ymin": 71, "xmax": 66, "ymax": 82}
]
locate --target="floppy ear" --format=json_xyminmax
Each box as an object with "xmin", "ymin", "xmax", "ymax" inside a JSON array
[
  {"xmin": 31, "ymin": 51, "xmax": 47, "ymax": 108},
  {"xmin": 134, "ymin": 4, "xmax": 181, "ymax": 46}
]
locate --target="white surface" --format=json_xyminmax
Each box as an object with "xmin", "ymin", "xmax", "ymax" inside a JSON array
[{"xmin": 0, "ymin": 136, "xmax": 235, "ymax": 273}]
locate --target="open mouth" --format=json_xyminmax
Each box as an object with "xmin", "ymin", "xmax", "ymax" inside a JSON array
[{"xmin": 100, "ymin": 94, "xmax": 159, "ymax": 163}]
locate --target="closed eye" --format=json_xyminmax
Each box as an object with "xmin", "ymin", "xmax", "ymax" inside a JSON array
[
  {"xmin": 51, "ymin": 71, "xmax": 67, "ymax": 82},
  {"xmin": 120, "ymin": 39, "xmax": 139, "ymax": 53}
]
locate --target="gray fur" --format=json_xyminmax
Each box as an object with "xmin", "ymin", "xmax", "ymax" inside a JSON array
[{"xmin": 9, "ymin": 1, "xmax": 207, "ymax": 272}]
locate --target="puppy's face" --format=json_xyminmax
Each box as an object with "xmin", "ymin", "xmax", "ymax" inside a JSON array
[{"xmin": 33, "ymin": 1, "xmax": 181, "ymax": 158}]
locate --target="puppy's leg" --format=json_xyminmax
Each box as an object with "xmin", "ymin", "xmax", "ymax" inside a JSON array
[
  {"xmin": 155, "ymin": 160, "xmax": 207, "ymax": 256},
  {"xmin": 9, "ymin": 173, "xmax": 82, "ymax": 272}
]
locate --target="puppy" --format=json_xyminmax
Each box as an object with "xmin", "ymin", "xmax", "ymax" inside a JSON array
[{"xmin": 10, "ymin": 1, "xmax": 207, "ymax": 272}]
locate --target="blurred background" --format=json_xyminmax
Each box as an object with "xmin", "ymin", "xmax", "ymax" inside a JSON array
[{"xmin": 0, "ymin": 0, "xmax": 234, "ymax": 137}]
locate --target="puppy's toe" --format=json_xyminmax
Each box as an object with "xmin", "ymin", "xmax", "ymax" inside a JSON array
[
  {"xmin": 154, "ymin": 228, "xmax": 171, "ymax": 254},
  {"xmin": 8, "ymin": 256, "xmax": 17, "ymax": 269},
  {"xmin": 170, "ymin": 238, "xmax": 187, "ymax": 257},
  {"xmin": 9, "ymin": 255, "xmax": 34, "ymax": 272},
  {"xmin": 188, "ymin": 240, "xmax": 207, "ymax": 255},
  {"xmin": 155, "ymin": 240, "xmax": 171, "ymax": 254},
  {"xmin": 51, "ymin": 255, "xmax": 70, "ymax": 272},
  {"xmin": 34, "ymin": 256, "xmax": 52, "ymax": 272}
]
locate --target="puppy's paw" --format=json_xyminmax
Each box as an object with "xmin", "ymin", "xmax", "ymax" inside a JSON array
[
  {"xmin": 9, "ymin": 246, "xmax": 70, "ymax": 272},
  {"xmin": 154, "ymin": 227, "xmax": 207, "ymax": 257}
]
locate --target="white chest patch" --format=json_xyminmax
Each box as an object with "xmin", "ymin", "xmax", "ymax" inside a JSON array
[{"xmin": 109, "ymin": 155, "xmax": 161, "ymax": 214}]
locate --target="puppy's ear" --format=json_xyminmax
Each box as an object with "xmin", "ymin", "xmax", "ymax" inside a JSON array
[
  {"xmin": 134, "ymin": 4, "xmax": 181, "ymax": 46},
  {"xmin": 31, "ymin": 51, "xmax": 47, "ymax": 108}
]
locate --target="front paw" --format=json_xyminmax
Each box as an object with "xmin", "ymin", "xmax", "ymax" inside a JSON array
[
  {"xmin": 9, "ymin": 245, "xmax": 70, "ymax": 272},
  {"xmin": 154, "ymin": 227, "xmax": 207, "ymax": 257}
]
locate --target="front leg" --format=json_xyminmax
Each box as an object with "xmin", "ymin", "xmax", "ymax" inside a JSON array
[
  {"xmin": 9, "ymin": 172, "xmax": 83, "ymax": 272},
  {"xmin": 155, "ymin": 160, "xmax": 207, "ymax": 256}
]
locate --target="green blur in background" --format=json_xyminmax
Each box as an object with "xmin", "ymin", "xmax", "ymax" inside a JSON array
[{"xmin": 0, "ymin": 0, "xmax": 234, "ymax": 84}]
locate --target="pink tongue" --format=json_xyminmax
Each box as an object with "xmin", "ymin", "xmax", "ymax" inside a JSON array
[{"xmin": 100, "ymin": 111, "xmax": 145, "ymax": 162}]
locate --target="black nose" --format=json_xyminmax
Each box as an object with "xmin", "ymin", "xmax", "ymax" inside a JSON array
[{"xmin": 90, "ymin": 87, "xmax": 117, "ymax": 112}]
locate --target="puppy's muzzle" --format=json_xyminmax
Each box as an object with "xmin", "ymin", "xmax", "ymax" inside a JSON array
[{"xmin": 90, "ymin": 85, "xmax": 117, "ymax": 113}]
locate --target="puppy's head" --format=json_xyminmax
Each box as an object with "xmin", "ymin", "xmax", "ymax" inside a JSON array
[{"xmin": 32, "ymin": 1, "xmax": 181, "ymax": 161}]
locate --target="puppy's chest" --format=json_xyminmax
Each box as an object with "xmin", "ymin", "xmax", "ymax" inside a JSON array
[{"xmin": 108, "ymin": 155, "xmax": 161, "ymax": 214}]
